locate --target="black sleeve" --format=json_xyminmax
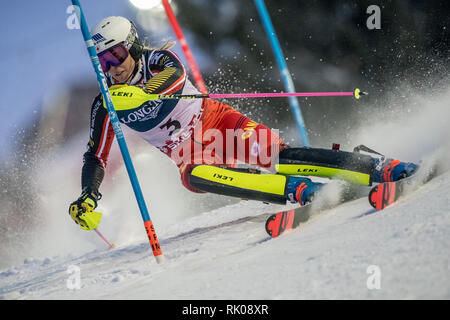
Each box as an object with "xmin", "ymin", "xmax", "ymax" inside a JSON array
[{"xmin": 81, "ymin": 94, "xmax": 115, "ymax": 197}]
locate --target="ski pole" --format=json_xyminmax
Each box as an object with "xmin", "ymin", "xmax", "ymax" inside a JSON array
[
  {"xmin": 162, "ymin": 0, "xmax": 208, "ymax": 94},
  {"xmin": 94, "ymin": 228, "xmax": 115, "ymax": 249},
  {"xmin": 254, "ymin": 0, "xmax": 309, "ymax": 147},
  {"xmin": 71, "ymin": 0, "xmax": 164, "ymax": 263},
  {"xmin": 141, "ymin": 88, "xmax": 366, "ymax": 100}
]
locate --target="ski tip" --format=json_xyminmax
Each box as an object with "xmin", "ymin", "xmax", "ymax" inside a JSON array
[
  {"xmin": 265, "ymin": 209, "xmax": 296, "ymax": 238},
  {"xmin": 368, "ymin": 185, "xmax": 379, "ymax": 209},
  {"xmin": 265, "ymin": 214, "xmax": 277, "ymax": 238},
  {"xmin": 368, "ymin": 182, "xmax": 397, "ymax": 211}
]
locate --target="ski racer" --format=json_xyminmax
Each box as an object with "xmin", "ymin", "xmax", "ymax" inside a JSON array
[{"xmin": 69, "ymin": 16, "xmax": 418, "ymax": 230}]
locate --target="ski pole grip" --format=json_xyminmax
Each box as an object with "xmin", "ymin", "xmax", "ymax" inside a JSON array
[{"xmin": 354, "ymin": 88, "xmax": 368, "ymax": 99}]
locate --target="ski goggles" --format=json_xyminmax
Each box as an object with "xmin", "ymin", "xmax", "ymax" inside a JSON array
[{"xmin": 97, "ymin": 43, "xmax": 130, "ymax": 72}]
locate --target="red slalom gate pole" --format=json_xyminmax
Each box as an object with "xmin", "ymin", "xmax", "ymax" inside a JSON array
[{"xmin": 162, "ymin": 0, "xmax": 208, "ymax": 94}]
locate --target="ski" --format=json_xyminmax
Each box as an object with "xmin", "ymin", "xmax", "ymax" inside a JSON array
[
  {"xmin": 265, "ymin": 204, "xmax": 311, "ymax": 237},
  {"xmin": 265, "ymin": 183, "xmax": 370, "ymax": 238},
  {"xmin": 368, "ymin": 165, "xmax": 439, "ymax": 211}
]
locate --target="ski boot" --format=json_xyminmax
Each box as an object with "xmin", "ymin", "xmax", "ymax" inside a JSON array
[
  {"xmin": 372, "ymin": 158, "xmax": 419, "ymax": 183},
  {"xmin": 286, "ymin": 177, "xmax": 324, "ymax": 206}
]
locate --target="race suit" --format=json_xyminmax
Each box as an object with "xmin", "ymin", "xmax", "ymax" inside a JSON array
[{"xmin": 82, "ymin": 49, "xmax": 286, "ymax": 196}]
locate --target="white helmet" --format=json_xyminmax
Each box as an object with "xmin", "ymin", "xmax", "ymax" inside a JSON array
[{"xmin": 91, "ymin": 16, "xmax": 143, "ymax": 60}]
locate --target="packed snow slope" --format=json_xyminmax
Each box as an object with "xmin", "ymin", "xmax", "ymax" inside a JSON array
[
  {"xmin": 1, "ymin": 84, "xmax": 449, "ymax": 300},
  {"xmin": 0, "ymin": 169, "xmax": 449, "ymax": 300}
]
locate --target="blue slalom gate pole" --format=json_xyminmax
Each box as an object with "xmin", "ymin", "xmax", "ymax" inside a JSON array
[
  {"xmin": 254, "ymin": 0, "xmax": 310, "ymax": 147},
  {"xmin": 71, "ymin": 0, "xmax": 163, "ymax": 263}
]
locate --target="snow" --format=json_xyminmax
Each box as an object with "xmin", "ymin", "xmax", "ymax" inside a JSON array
[
  {"xmin": 0, "ymin": 169, "xmax": 449, "ymax": 300},
  {"xmin": 2, "ymin": 13, "xmax": 450, "ymax": 298},
  {"xmin": 1, "ymin": 0, "xmax": 449, "ymax": 304},
  {"xmin": 1, "ymin": 82, "xmax": 450, "ymax": 301}
]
